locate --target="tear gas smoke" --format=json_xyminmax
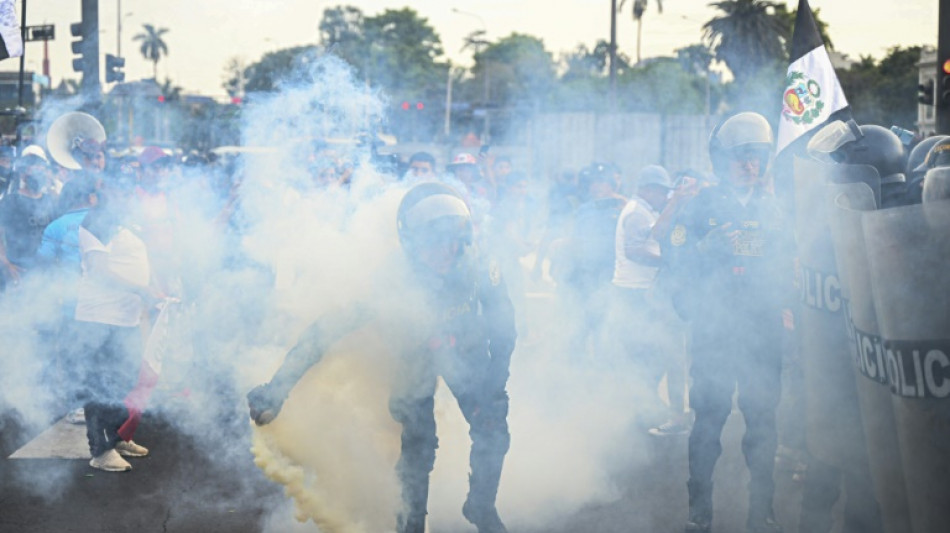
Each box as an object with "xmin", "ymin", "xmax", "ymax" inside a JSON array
[{"xmin": 0, "ymin": 51, "xmax": 681, "ymax": 532}]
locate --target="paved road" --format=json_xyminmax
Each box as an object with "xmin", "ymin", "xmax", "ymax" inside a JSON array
[
  {"xmin": 0, "ymin": 288, "xmax": 817, "ymax": 532},
  {"xmin": 0, "ymin": 408, "xmax": 283, "ymax": 533},
  {"xmin": 0, "ymin": 388, "xmax": 812, "ymax": 533}
]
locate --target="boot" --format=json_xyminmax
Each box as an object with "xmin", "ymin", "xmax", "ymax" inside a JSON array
[
  {"xmin": 462, "ymin": 499, "xmax": 508, "ymax": 533},
  {"xmin": 395, "ymin": 511, "xmax": 426, "ymax": 533},
  {"xmin": 747, "ymin": 487, "xmax": 782, "ymax": 533},
  {"xmin": 746, "ymin": 511, "xmax": 783, "ymax": 533},
  {"xmin": 685, "ymin": 479, "xmax": 712, "ymax": 533}
]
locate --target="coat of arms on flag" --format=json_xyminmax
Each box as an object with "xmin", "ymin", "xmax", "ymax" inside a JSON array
[{"xmin": 782, "ymin": 71, "xmax": 825, "ymax": 126}]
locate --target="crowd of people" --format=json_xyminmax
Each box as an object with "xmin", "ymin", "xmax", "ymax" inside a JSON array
[{"xmin": 2, "ymin": 106, "xmax": 949, "ymax": 533}]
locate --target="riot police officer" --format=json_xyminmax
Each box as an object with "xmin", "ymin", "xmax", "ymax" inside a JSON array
[
  {"xmin": 806, "ymin": 120, "xmax": 907, "ymax": 208},
  {"xmin": 247, "ymin": 182, "xmax": 516, "ymax": 533},
  {"xmin": 669, "ymin": 112, "xmax": 790, "ymax": 533}
]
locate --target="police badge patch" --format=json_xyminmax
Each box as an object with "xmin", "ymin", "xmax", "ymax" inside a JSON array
[{"xmin": 671, "ymin": 225, "xmax": 686, "ymax": 247}]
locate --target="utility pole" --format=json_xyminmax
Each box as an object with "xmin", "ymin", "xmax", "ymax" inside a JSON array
[
  {"xmin": 609, "ymin": 0, "xmax": 617, "ymax": 111},
  {"xmin": 17, "ymin": 0, "xmax": 27, "ymax": 109}
]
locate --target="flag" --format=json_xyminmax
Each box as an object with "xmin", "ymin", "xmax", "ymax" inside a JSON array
[
  {"xmin": 0, "ymin": 0, "xmax": 22, "ymax": 61},
  {"xmin": 776, "ymin": 0, "xmax": 849, "ymax": 153}
]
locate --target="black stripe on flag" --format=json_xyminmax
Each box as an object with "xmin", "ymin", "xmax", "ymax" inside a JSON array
[
  {"xmin": 0, "ymin": 33, "xmax": 13, "ymax": 61},
  {"xmin": 789, "ymin": 0, "xmax": 825, "ymax": 63}
]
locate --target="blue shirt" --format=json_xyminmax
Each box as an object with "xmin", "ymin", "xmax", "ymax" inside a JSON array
[{"xmin": 37, "ymin": 209, "xmax": 89, "ymax": 270}]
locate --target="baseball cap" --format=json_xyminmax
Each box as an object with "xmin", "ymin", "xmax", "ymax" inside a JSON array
[
  {"xmin": 138, "ymin": 145, "xmax": 172, "ymax": 167},
  {"xmin": 637, "ymin": 165, "xmax": 673, "ymax": 189},
  {"xmin": 447, "ymin": 152, "xmax": 477, "ymax": 167}
]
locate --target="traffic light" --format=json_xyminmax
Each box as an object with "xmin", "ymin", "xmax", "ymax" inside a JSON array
[
  {"xmin": 70, "ymin": 22, "xmax": 84, "ymax": 73},
  {"xmin": 105, "ymin": 54, "xmax": 125, "ymax": 83},
  {"xmin": 70, "ymin": 0, "xmax": 100, "ymax": 96},
  {"xmin": 919, "ymin": 79, "xmax": 935, "ymax": 106},
  {"xmin": 941, "ymin": 59, "xmax": 950, "ymax": 107}
]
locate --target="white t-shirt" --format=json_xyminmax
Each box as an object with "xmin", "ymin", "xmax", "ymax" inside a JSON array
[
  {"xmin": 75, "ymin": 226, "xmax": 150, "ymax": 327},
  {"xmin": 612, "ymin": 196, "xmax": 661, "ymax": 290}
]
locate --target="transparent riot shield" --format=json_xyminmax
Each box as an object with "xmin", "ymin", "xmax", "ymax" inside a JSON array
[
  {"xmin": 828, "ymin": 183, "xmax": 911, "ymax": 533},
  {"xmin": 793, "ymin": 157, "xmax": 869, "ymax": 475},
  {"xmin": 863, "ymin": 199, "xmax": 950, "ymax": 533}
]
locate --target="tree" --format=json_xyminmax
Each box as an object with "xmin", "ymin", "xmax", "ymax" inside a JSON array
[
  {"xmin": 472, "ymin": 33, "xmax": 556, "ymax": 107},
  {"xmin": 360, "ymin": 8, "xmax": 447, "ymax": 100},
  {"xmin": 159, "ymin": 78, "xmax": 183, "ymax": 102},
  {"xmin": 619, "ymin": 0, "xmax": 663, "ymax": 64},
  {"xmin": 235, "ymin": 45, "xmax": 320, "ymax": 93},
  {"xmin": 133, "ymin": 24, "xmax": 169, "ymax": 80},
  {"xmin": 702, "ymin": 0, "xmax": 788, "ymax": 89},
  {"xmin": 317, "ymin": 5, "xmax": 365, "ymax": 68},
  {"xmin": 837, "ymin": 46, "xmax": 922, "ymax": 130}
]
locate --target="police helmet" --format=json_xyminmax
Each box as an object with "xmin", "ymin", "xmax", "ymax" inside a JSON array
[
  {"xmin": 396, "ymin": 182, "xmax": 473, "ymax": 256},
  {"xmin": 708, "ymin": 112, "xmax": 773, "ymax": 178},
  {"xmin": 921, "ymin": 138, "xmax": 950, "ymax": 203},
  {"xmin": 907, "ymin": 135, "xmax": 949, "ymax": 179},
  {"xmin": 808, "ymin": 121, "xmax": 905, "ymax": 183}
]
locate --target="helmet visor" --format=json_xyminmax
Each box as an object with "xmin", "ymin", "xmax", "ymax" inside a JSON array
[{"xmin": 807, "ymin": 120, "xmax": 862, "ymax": 163}]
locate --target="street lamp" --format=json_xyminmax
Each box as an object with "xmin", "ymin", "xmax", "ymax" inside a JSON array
[
  {"xmin": 117, "ymin": 2, "xmax": 133, "ymax": 57},
  {"xmin": 452, "ymin": 7, "xmax": 492, "ymax": 142}
]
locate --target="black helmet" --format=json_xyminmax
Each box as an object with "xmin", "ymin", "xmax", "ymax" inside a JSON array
[
  {"xmin": 808, "ymin": 121, "xmax": 905, "ymax": 182},
  {"xmin": 708, "ymin": 112, "xmax": 773, "ymax": 179},
  {"xmin": 907, "ymin": 135, "xmax": 949, "ymax": 179},
  {"xmin": 396, "ymin": 182, "xmax": 473, "ymax": 259},
  {"xmin": 921, "ymin": 138, "xmax": 950, "ymax": 203},
  {"xmin": 918, "ymin": 137, "xmax": 950, "ymax": 172}
]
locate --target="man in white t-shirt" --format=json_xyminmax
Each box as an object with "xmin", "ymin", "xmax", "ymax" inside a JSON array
[
  {"xmin": 611, "ymin": 165, "xmax": 690, "ymax": 436},
  {"xmin": 71, "ymin": 175, "xmax": 154, "ymax": 472}
]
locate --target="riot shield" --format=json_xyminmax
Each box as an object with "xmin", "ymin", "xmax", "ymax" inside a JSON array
[
  {"xmin": 793, "ymin": 157, "xmax": 870, "ymax": 475},
  {"xmin": 863, "ymin": 199, "xmax": 950, "ymax": 533},
  {"xmin": 828, "ymin": 183, "xmax": 911, "ymax": 533}
]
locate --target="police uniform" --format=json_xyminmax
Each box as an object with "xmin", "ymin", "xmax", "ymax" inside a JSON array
[
  {"xmin": 669, "ymin": 181, "xmax": 791, "ymax": 529},
  {"xmin": 250, "ymin": 253, "xmax": 515, "ymax": 533}
]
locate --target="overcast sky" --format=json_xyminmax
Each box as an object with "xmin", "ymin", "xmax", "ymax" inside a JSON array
[{"xmin": 19, "ymin": 0, "xmax": 939, "ymax": 97}]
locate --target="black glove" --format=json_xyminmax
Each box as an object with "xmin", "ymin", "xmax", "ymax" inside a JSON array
[{"xmin": 247, "ymin": 383, "xmax": 285, "ymax": 426}]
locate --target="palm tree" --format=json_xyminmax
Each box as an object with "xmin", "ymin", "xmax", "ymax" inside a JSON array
[
  {"xmin": 133, "ymin": 24, "xmax": 169, "ymax": 80},
  {"xmin": 159, "ymin": 78, "xmax": 182, "ymax": 102},
  {"xmin": 619, "ymin": 0, "xmax": 663, "ymax": 64},
  {"xmin": 703, "ymin": 0, "xmax": 787, "ymax": 88}
]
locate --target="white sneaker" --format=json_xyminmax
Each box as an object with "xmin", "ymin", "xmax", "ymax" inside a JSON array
[
  {"xmin": 65, "ymin": 408, "xmax": 85, "ymax": 425},
  {"xmin": 649, "ymin": 415, "xmax": 692, "ymax": 437},
  {"xmin": 89, "ymin": 449, "xmax": 132, "ymax": 472},
  {"xmin": 115, "ymin": 440, "xmax": 149, "ymax": 457}
]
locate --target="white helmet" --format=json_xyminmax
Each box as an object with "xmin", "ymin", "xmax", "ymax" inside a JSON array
[{"xmin": 709, "ymin": 112, "xmax": 774, "ymax": 178}]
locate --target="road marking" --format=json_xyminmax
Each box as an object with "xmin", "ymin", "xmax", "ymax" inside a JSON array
[{"xmin": 8, "ymin": 417, "xmax": 90, "ymax": 460}]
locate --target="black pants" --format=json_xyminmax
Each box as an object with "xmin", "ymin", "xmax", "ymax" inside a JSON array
[
  {"xmin": 388, "ymin": 380, "xmax": 510, "ymax": 533},
  {"xmin": 687, "ymin": 314, "xmax": 783, "ymax": 522},
  {"xmin": 68, "ymin": 322, "xmax": 143, "ymax": 457}
]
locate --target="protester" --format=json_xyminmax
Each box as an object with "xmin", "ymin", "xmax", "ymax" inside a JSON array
[
  {"xmin": 610, "ymin": 165, "xmax": 691, "ymax": 435},
  {"xmin": 71, "ymin": 169, "xmax": 154, "ymax": 472},
  {"xmin": 0, "ymin": 151, "xmax": 58, "ymax": 291},
  {"xmin": 405, "ymin": 151, "xmax": 437, "ymax": 181}
]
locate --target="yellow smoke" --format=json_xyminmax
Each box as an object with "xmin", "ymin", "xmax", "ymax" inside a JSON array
[{"xmin": 250, "ymin": 326, "xmax": 406, "ymax": 533}]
